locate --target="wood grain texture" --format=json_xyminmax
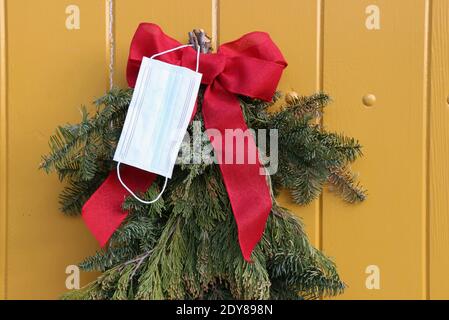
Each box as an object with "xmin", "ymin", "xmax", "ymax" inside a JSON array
[
  {"xmin": 219, "ymin": 0, "xmax": 322, "ymax": 247},
  {"xmin": 0, "ymin": 0, "xmax": 7, "ymax": 300},
  {"xmin": 429, "ymin": 0, "xmax": 449, "ymax": 299},
  {"xmin": 322, "ymin": 0, "xmax": 429, "ymax": 299},
  {"xmin": 3, "ymin": 0, "xmax": 106, "ymax": 299}
]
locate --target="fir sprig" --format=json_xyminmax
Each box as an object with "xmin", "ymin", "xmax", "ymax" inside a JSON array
[{"xmin": 43, "ymin": 88, "xmax": 366, "ymax": 300}]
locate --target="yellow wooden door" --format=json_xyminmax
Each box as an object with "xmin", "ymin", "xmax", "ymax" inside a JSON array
[
  {"xmin": 429, "ymin": 0, "xmax": 449, "ymax": 300},
  {"xmin": 323, "ymin": 0, "xmax": 429, "ymax": 299},
  {"xmin": 1, "ymin": 0, "xmax": 448, "ymax": 299}
]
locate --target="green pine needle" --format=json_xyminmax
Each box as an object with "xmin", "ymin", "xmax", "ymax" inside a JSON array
[{"xmin": 42, "ymin": 88, "xmax": 366, "ymax": 300}]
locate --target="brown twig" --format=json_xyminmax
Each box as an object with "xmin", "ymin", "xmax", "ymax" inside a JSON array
[{"xmin": 188, "ymin": 29, "xmax": 212, "ymax": 53}]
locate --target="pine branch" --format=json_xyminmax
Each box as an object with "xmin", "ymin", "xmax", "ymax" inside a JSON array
[
  {"xmin": 42, "ymin": 88, "xmax": 365, "ymax": 300},
  {"xmin": 328, "ymin": 167, "xmax": 367, "ymax": 203},
  {"xmin": 283, "ymin": 92, "xmax": 330, "ymax": 119}
]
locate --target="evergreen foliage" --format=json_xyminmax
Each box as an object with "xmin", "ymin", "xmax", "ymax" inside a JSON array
[{"xmin": 41, "ymin": 87, "xmax": 365, "ymax": 300}]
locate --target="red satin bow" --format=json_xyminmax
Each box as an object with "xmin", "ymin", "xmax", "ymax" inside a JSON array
[{"xmin": 82, "ymin": 23, "xmax": 287, "ymax": 262}]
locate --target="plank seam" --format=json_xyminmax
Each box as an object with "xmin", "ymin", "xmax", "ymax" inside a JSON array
[
  {"xmin": 0, "ymin": 0, "xmax": 8, "ymax": 300},
  {"xmin": 316, "ymin": 0, "xmax": 325, "ymax": 250},
  {"xmin": 212, "ymin": 0, "xmax": 219, "ymax": 51},
  {"xmin": 106, "ymin": 0, "xmax": 115, "ymax": 90},
  {"xmin": 423, "ymin": 0, "xmax": 433, "ymax": 301}
]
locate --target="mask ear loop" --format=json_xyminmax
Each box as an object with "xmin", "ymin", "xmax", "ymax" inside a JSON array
[
  {"xmin": 116, "ymin": 44, "xmax": 200, "ymax": 204},
  {"xmin": 116, "ymin": 162, "xmax": 168, "ymax": 204}
]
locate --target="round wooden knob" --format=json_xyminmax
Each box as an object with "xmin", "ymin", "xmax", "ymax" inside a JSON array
[{"xmin": 362, "ymin": 94, "xmax": 376, "ymax": 107}]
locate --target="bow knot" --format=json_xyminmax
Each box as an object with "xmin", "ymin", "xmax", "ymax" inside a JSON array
[{"xmin": 127, "ymin": 23, "xmax": 286, "ymax": 97}]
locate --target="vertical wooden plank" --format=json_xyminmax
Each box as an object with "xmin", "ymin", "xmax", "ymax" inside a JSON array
[
  {"xmin": 322, "ymin": 0, "xmax": 428, "ymax": 299},
  {"xmin": 0, "ymin": 0, "xmax": 7, "ymax": 300},
  {"xmin": 219, "ymin": 0, "xmax": 322, "ymax": 246},
  {"xmin": 219, "ymin": 0, "xmax": 320, "ymax": 94},
  {"xmin": 113, "ymin": 0, "xmax": 211, "ymax": 88},
  {"xmin": 429, "ymin": 0, "xmax": 449, "ymax": 299},
  {"xmin": 5, "ymin": 0, "xmax": 106, "ymax": 299}
]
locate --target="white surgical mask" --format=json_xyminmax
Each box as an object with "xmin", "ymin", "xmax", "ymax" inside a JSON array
[{"xmin": 114, "ymin": 44, "xmax": 202, "ymax": 204}]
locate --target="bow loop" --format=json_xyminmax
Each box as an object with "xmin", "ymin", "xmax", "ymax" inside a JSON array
[
  {"xmin": 217, "ymin": 56, "xmax": 285, "ymax": 101},
  {"xmin": 216, "ymin": 32, "xmax": 287, "ymax": 101},
  {"xmin": 218, "ymin": 31, "xmax": 286, "ymax": 65},
  {"xmin": 127, "ymin": 23, "xmax": 184, "ymax": 87}
]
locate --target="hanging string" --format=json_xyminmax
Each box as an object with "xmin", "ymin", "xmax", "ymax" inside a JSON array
[
  {"xmin": 149, "ymin": 44, "xmax": 200, "ymax": 73},
  {"xmin": 117, "ymin": 162, "xmax": 168, "ymax": 204},
  {"xmin": 107, "ymin": 0, "xmax": 115, "ymax": 90}
]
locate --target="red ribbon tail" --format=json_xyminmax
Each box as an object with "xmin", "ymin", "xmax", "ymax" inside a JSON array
[
  {"xmin": 82, "ymin": 165, "xmax": 155, "ymax": 247},
  {"xmin": 203, "ymin": 83, "xmax": 273, "ymax": 262}
]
